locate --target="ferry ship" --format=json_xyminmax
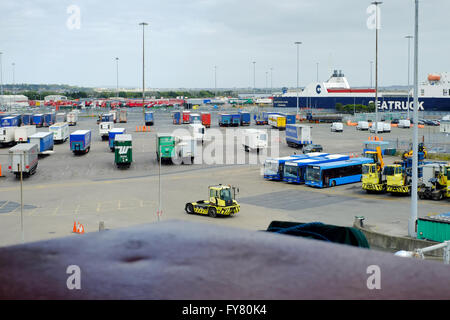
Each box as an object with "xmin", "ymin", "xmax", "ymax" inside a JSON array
[{"xmin": 273, "ymin": 70, "xmax": 450, "ymax": 112}]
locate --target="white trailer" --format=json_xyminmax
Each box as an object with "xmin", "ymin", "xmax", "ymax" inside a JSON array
[
  {"xmin": 188, "ymin": 123, "xmax": 205, "ymax": 143},
  {"xmin": 0, "ymin": 127, "xmax": 18, "ymax": 146},
  {"xmin": 175, "ymin": 136, "xmax": 196, "ymax": 164},
  {"xmin": 56, "ymin": 112, "xmax": 66, "ymax": 123},
  {"xmin": 67, "ymin": 111, "xmax": 78, "ymax": 126},
  {"xmin": 370, "ymin": 122, "xmax": 385, "ymax": 133},
  {"xmin": 242, "ymin": 129, "xmax": 267, "ymax": 153},
  {"xmin": 49, "ymin": 122, "xmax": 69, "ymax": 143},
  {"xmin": 99, "ymin": 122, "xmax": 114, "ymax": 141},
  {"xmin": 15, "ymin": 125, "xmax": 37, "ymax": 143},
  {"xmin": 383, "ymin": 122, "xmax": 391, "ymax": 133},
  {"xmin": 8, "ymin": 143, "xmax": 39, "ymax": 178}
]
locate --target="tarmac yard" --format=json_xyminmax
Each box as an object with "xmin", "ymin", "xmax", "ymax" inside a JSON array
[{"xmin": 0, "ymin": 109, "xmax": 447, "ymax": 248}]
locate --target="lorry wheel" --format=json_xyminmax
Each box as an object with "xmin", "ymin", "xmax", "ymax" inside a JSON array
[
  {"xmin": 208, "ymin": 207, "xmax": 217, "ymax": 218},
  {"xmin": 331, "ymin": 181, "xmax": 336, "ymax": 187},
  {"xmin": 185, "ymin": 203, "xmax": 194, "ymax": 214}
]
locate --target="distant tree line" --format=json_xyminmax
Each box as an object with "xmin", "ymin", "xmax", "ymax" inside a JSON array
[{"xmin": 335, "ymin": 102, "xmax": 375, "ymax": 114}]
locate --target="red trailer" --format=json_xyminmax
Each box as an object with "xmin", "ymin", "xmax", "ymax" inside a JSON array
[
  {"xmin": 182, "ymin": 111, "xmax": 191, "ymax": 124},
  {"xmin": 201, "ymin": 112, "xmax": 211, "ymax": 128}
]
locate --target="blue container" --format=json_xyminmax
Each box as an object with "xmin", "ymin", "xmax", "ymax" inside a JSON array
[
  {"xmin": 283, "ymin": 113, "xmax": 296, "ymax": 124},
  {"xmin": 70, "ymin": 130, "xmax": 91, "ymax": 153},
  {"xmin": 33, "ymin": 114, "xmax": 44, "ymax": 127},
  {"xmin": 219, "ymin": 114, "xmax": 232, "ymax": 126},
  {"xmin": 239, "ymin": 111, "xmax": 251, "ymax": 126},
  {"xmin": 231, "ymin": 114, "xmax": 240, "ymax": 126},
  {"xmin": 145, "ymin": 112, "xmax": 154, "ymax": 125},
  {"xmin": 1, "ymin": 116, "xmax": 20, "ymax": 127},
  {"xmin": 28, "ymin": 132, "xmax": 54, "ymax": 153},
  {"xmin": 109, "ymin": 128, "xmax": 126, "ymax": 150},
  {"xmin": 172, "ymin": 111, "xmax": 181, "ymax": 124},
  {"xmin": 22, "ymin": 114, "xmax": 33, "ymax": 125}
]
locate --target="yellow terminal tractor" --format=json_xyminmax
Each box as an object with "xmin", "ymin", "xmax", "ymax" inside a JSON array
[
  {"xmin": 385, "ymin": 162, "xmax": 412, "ymax": 195},
  {"xmin": 418, "ymin": 163, "xmax": 450, "ymax": 200},
  {"xmin": 362, "ymin": 146, "xmax": 386, "ymax": 193},
  {"xmin": 185, "ymin": 184, "xmax": 240, "ymax": 218}
]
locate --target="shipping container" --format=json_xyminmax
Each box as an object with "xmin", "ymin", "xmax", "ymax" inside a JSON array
[
  {"xmin": 8, "ymin": 143, "xmax": 39, "ymax": 178},
  {"xmin": 70, "ymin": 130, "xmax": 91, "ymax": 154},
  {"xmin": 28, "ymin": 132, "xmax": 54, "ymax": 153},
  {"xmin": 15, "ymin": 125, "xmax": 36, "ymax": 143}
]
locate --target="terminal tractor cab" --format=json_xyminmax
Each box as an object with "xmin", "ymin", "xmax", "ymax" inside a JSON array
[
  {"xmin": 185, "ymin": 184, "xmax": 240, "ymax": 218},
  {"xmin": 362, "ymin": 146, "xmax": 386, "ymax": 193}
]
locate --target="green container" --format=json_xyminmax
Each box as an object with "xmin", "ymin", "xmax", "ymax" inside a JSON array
[
  {"xmin": 114, "ymin": 134, "xmax": 132, "ymax": 167},
  {"xmin": 156, "ymin": 134, "xmax": 176, "ymax": 160},
  {"xmin": 417, "ymin": 213, "xmax": 450, "ymax": 242}
]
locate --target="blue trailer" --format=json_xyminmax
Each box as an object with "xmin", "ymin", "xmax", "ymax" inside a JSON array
[
  {"xmin": 70, "ymin": 130, "xmax": 91, "ymax": 154},
  {"xmin": 1, "ymin": 116, "xmax": 20, "ymax": 127},
  {"xmin": 145, "ymin": 112, "xmax": 154, "ymax": 126},
  {"xmin": 33, "ymin": 114, "xmax": 44, "ymax": 127},
  {"xmin": 172, "ymin": 111, "xmax": 181, "ymax": 124},
  {"xmin": 263, "ymin": 154, "xmax": 329, "ymax": 181},
  {"xmin": 43, "ymin": 112, "xmax": 55, "ymax": 127},
  {"xmin": 21, "ymin": 114, "xmax": 33, "ymax": 126},
  {"xmin": 219, "ymin": 114, "xmax": 232, "ymax": 127},
  {"xmin": 286, "ymin": 124, "xmax": 312, "ymax": 148},
  {"xmin": 102, "ymin": 113, "xmax": 114, "ymax": 123},
  {"xmin": 231, "ymin": 114, "xmax": 240, "ymax": 126},
  {"xmin": 280, "ymin": 113, "xmax": 296, "ymax": 124},
  {"xmin": 0, "ymin": 113, "xmax": 11, "ymax": 126},
  {"xmin": 189, "ymin": 113, "xmax": 201, "ymax": 124},
  {"xmin": 109, "ymin": 128, "xmax": 126, "ymax": 151},
  {"xmin": 283, "ymin": 154, "xmax": 351, "ymax": 184},
  {"xmin": 239, "ymin": 111, "xmax": 251, "ymax": 126},
  {"xmin": 28, "ymin": 132, "xmax": 54, "ymax": 154}
]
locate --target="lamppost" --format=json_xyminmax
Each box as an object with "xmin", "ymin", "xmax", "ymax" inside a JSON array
[
  {"xmin": 405, "ymin": 35, "xmax": 413, "ymax": 120},
  {"xmin": 12, "ymin": 62, "xmax": 15, "ymax": 112},
  {"xmin": 316, "ymin": 62, "xmax": 319, "ymax": 82},
  {"xmin": 115, "ymin": 57, "xmax": 119, "ymax": 98},
  {"xmin": 295, "ymin": 41, "xmax": 302, "ymax": 116},
  {"xmin": 252, "ymin": 61, "xmax": 256, "ymax": 97},
  {"xmin": 371, "ymin": 1, "xmax": 382, "ymax": 134},
  {"xmin": 0, "ymin": 52, "xmax": 3, "ymax": 109},
  {"xmin": 409, "ymin": 0, "xmax": 419, "ymax": 238},
  {"xmin": 270, "ymin": 67, "xmax": 273, "ymax": 95},
  {"xmin": 139, "ymin": 22, "xmax": 148, "ymax": 119},
  {"xmin": 370, "ymin": 61, "xmax": 373, "ymax": 88},
  {"xmin": 265, "ymin": 71, "xmax": 268, "ymax": 94},
  {"xmin": 214, "ymin": 65, "xmax": 217, "ymax": 98}
]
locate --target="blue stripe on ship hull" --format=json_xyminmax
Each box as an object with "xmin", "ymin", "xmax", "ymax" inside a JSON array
[{"xmin": 273, "ymin": 96, "xmax": 450, "ymax": 112}]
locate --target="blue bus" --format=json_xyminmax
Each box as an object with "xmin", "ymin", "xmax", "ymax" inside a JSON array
[
  {"xmin": 305, "ymin": 158, "xmax": 374, "ymax": 188},
  {"xmin": 263, "ymin": 153, "xmax": 329, "ymax": 181},
  {"xmin": 283, "ymin": 154, "xmax": 351, "ymax": 184}
]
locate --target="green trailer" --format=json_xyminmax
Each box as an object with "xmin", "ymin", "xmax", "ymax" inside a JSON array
[
  {"xmin": 417, "ymin": 213, "xmax": 450, "ymax": 242},
  {"xmin": 156, "ymin": 133, "xmax": 176, "ymax": 163},
  {"xmin": 114, "ymin": 134, "xmax": 132, "ymax": 168}
]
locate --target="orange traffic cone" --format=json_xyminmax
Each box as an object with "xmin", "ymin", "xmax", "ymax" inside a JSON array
[
  {"xmin": 77, "ymin": 223, "xmax": 85, "ymax": 234},
  {"xmin": 73, "ymin": 221, "xmax": 77, "ymax": 233}
]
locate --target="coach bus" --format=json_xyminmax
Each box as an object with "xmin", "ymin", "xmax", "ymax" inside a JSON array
[
  {"xmin": 263, "ymin": 153, "xmax": 328, "ymax": 181},
  {"xmin": 305, "ymin": 158, "xmax": 374, "ymax": 188},
  {"xmin": 283, "ymin": 154, "xmax": 350, "ymax": 184}
]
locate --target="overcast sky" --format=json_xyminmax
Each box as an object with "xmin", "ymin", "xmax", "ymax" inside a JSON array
[{"xmin": 0, "ymin": 0, "xmax": 449, "ymax": 89}]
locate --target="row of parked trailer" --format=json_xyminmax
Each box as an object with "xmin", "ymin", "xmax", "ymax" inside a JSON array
[
  {"xmin": 263, "ymin": 153, "xmax": 374, "ymax": 188},
  {"xmin": 0, "ymin": 111, "xmax": 78, "ymax": 128}
]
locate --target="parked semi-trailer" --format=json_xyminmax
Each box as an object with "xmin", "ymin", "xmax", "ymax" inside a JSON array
[
  {"xmin": 239, "ymin": 111, "xmax": 251, "ymax": 126},
  {"xmin": 145, "ymin": 111, "xmax": 154, "ymax": 126},
  {"xmin": 102, "ymin": 113, "xmax": 114, "ymax": 123},
  {"xmin": 286, "ymin": 124, "xmax": 312, "ymax": 148},
  {"xmin": 108, "ymin": 128, "xmax": 126, "ymax": 151},
  {"xmin": 188, "ymin": 123, "xmax": 205, "ymax": 143},
  {"xmin": 172, "ymin": 111, "xmax": 181, "ymax": 124},
  {"xmin": 231, "ymin": 114, "xmax": 240, "ymax": 127},
  {"xmin": 70, "ymin": 130, "xmax": 91, "ymax": 154},
  {"xmin": 21, "ymin": 114, "xmax": 33, "ymax": 126},
  {"xmin": 219, "ymin": 114, "xmax": 232, "ymax": 127},
  {"xmin": 175, "ymin": 136, "xmax": 196, "ymax": 164},
  {"xmin": 201, "ymin": 112, "xmax": 211, "ymax": 128},
  {"xmin": 8, "ymin": 143, "xmax": 39, "ymax": 178},
  {"xmin": 99, "ymin": 122, "xmax": 114, "ymax": 141},
  {"xmin": 15, "ymin": 125, "xmax": 36, "ymax": 143},
  {"xmin": 0, "ymin": 127, "xmax": 18, "ymax": 147},
  {"xmin": 56, "ymin": 112, "xmax": 66, "ymax": 123},
  {"xmin": 182, "ymin": 111, "xmax": 191, "ymax": 124},
  {"xmin": 156, "ymin": 133, "xmax": 176, "ymax": 162},
  {"xmin": 114, "ymin": 134, "xmax": 132, "ymax": 168},
  {"xmin": 43, "ymin": 112, "xmax": 55, "ymax": 127},
  {"xmin": 49, "ymin": 122, "xmax": 69, "ymax": 143},
  {"xmin": 268, "ymin": 114, "xmax": 286, "ymax": 130},
  {"xmin": 67, "ymin": 112, "xmax": 78, "ymax": 126},
  {"xmin": 1, "ymin": 116, "xmax": 20, "ymax": 127},
  {"xmin": 119, "ymin": 109, "xmax": 128, "ymax": 123},
  {"xmin": 28, "ymin": 132, "xmax": 54, "ymax": 154},
  {"xmin": 242, "ymin": 129, "xmax": 267, "ymax": 153}
]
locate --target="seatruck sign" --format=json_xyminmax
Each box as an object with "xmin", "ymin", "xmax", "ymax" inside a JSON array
[{"xmin": 370, "ymin": 100, "xmax": 424, "ymax": 111}]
